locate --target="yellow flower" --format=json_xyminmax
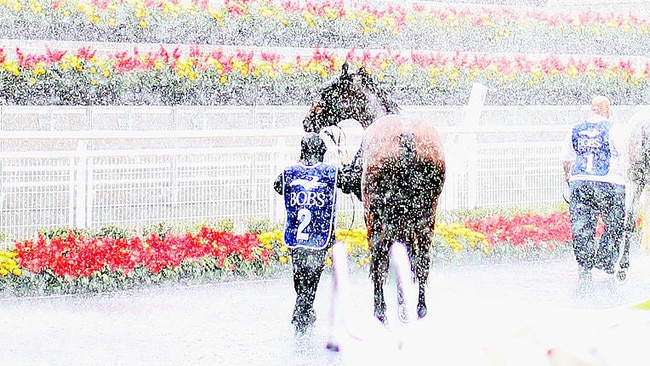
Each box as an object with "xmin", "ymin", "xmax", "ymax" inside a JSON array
[
  {"xmin": 2, "ymin": 60, "xmax": 20, "ymax": 76},
  {"xmin": 29, "ymin": 0, "xmax": 42, "ymax": 14},
  {"xmin": 62, "ymin": 55, "xmax": 82, "ymax": 71},
  {"xmin": 0, "ymin": 251, "xmax": 17, "ymax": 258},
  {"xmin": 33, "ymin": 63, "xmax": 46, "ymax": 75},
  {"xmin": 258, "ymin": 5, "xmax": 273, "ymax": 18},
  {"xmin": 303, "ymin": 11, "xmax": 316, "ymax": 27},
  {"xmin": 447, "ymin": 67, "xmax": 460, "ymax": 80},
  {"xmin": 530, "ymin": 67, "xmax": 543, "ymax": 79},
  {"xmin": 0, "ymin": 250, "xmax": 20, "ymax": 276},
  {"xmin": 279, "ymin": 256, "xmax": 288, "ymax": 264},
  {"xmin": 5, "ymin": 0, "xmax": 22, "ymax": 11},
  {"xmin": 397, "ymin": 64, "xmax": 413, "ymax": 76}
]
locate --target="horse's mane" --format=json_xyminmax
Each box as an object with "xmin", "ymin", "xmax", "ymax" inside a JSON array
[{"xmin": 358, "ymin": 69, "xmax": 401, "ymax": 115}]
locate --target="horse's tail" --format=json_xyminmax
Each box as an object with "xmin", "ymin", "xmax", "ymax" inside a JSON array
[{"xmin": 398, "ymin": 133, "xmax": 416, "ymax": 163}]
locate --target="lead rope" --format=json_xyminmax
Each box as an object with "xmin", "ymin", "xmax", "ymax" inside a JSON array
[{"xmin": 322, "ymin": 126, "xmax": 358, "ymax": 249}]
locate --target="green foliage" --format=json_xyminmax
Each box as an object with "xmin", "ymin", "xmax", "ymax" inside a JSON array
[
  {"xmin": 139, "ymin": 222, "xmax": 180, "ymax": 238},
  {"xmin": 336, "ymin": 213, "xmax": 364, "ymax": 230},
  {"xmin": 38, "ymin": 227, "xmax": 88, "ymax": 240},
  {"xmin": 93, "ymin": 225, "xmax": 136, "ymax": 239},
  {"xmin": 437, "ymin": 205, "xmax": 567, "ymax": 224},
  {"xmin": 215, "ymin": 219, "xmax": 236, "ymax": 232},
  {"xmin": 244, "ymin": 218, "xmax": 281, "ymax": 233}
]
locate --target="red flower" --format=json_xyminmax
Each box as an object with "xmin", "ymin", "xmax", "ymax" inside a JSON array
[
  {"xmin": 11, "ymin": 225, "xmax": 265, "ymax": 279},
  {"xmin": 74, "ymin": 47, "xmax": 96, "ymax": 61},
  {"xmin": 465, "ymin": 211, "xmax": 573, "ymax": 249}
]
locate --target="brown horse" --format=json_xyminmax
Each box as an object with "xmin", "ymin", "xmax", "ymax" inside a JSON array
[
  {"xmin": 302, "ymin": 63, "xmax": 446, "ymax": 323},
  {"xmin": 620, "ymin": 107, "xmax": 650, "ymax": 280}
]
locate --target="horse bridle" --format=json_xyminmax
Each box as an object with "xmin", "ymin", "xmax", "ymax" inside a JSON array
[{"xmin": 322, "ymin": 125, "xmax": 345, "ymax": 156}]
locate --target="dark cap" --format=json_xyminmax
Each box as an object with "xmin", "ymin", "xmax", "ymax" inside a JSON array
[{"xmin": 300, "ymin": 132, "xmax": 327, "ymax": 163}]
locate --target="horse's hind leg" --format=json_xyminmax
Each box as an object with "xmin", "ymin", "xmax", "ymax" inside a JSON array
[
  {"xmin": 414, "ymin": 213, "xmax": 434, "ymax": 319},
  {"xmin": 372, "ymin": 245, "xmax": 389, "ymax": 323}
]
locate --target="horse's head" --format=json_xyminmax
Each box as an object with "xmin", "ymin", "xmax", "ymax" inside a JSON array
[{"xmin": 302, "ymin": 63, "xmax": 399, "ymax": 133}]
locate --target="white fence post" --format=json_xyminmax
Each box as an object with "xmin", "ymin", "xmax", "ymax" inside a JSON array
[
  {"xmin": 75, "ymin": 140, "xmax": 89, "ymax": 228},
  {"xmin": 0, "ymin": 107, "xmax": 3, "ymax": 213},
  {"xmin": 463, "ymin": 82, "xmax": 488, "ymax": 209},
  {"xmin": 271, "ymin": 136, "xmax": 287, "ymax": 224}
]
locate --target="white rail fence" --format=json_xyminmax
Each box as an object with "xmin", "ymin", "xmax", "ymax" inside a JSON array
[{"xmin": 0, "ymin": 105, "xmax": 641, "ymax": 242}]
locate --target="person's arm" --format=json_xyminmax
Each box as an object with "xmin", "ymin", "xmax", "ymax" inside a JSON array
[
  {"xmin": 337, "ymin": 149, "xmax": 362, "ymax": 200},
  {"xmin": 560, "ymin": 130, "xmax": 575, "ymax": 183},
  {"xmin": 273, "ymin": 173, "xmax": 283, "ymax": 195}
]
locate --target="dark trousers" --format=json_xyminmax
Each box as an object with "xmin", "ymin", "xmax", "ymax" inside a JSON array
[
  {"xmin": 290, "ymin": 247, "xmax": 327, "ymax": 326},
  {"xmin": 569, "ymin": 180, "xmax": 626, "ymax": 272}
]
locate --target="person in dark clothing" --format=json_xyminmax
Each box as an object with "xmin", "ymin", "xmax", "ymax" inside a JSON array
[
  {"xmin": 274, "ymin": 132, "xmax": 357, "ymax": 335},
  {"xmin": 561, "ymin": 96, "xmax": 628, "ymax": 289}
]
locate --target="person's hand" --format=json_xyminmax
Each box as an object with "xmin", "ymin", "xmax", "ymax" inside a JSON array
[
  {"xmin": 562, "ymin": 162, "xmax": 571, "ymax": 183},
  {"xmin": 340, "ymin": 150, "xmax": 352, "ymax": 165}
]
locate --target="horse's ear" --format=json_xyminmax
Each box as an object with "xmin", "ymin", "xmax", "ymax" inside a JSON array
[
  {"xmin": 356, "ymin": 65, "xmax": 369, "ymax": 82},
  {"xmin": 352, "ymin": 64, "xmax": 368, "ymax": 85},
  {"xmin": 358, "ymin": 65, "xmax": 368, "ymax": 76},
  {"xmin": 341, "ymin": 62, "xmax": 349, "ymax": 76}
]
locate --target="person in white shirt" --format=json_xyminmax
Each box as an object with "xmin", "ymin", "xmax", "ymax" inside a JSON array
[{"xmin": 561, "ymin": 95, "xmax": 627, "ymax": 284}]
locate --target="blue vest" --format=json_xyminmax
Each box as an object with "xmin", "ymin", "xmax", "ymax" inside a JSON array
[
  {"xmin": 571, "ymin": 120, "xmax": 612, "ymax": 176},
  {"xmin": 282, "ymin": 163, "xmax": 337, "ymax": 250}
]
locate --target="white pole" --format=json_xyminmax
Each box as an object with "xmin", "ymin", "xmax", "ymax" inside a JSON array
[
  {"xmin": 463, "ymin": 82, "xmax": 488, "ymax": 209},
  {"xmin": 75, "ymin": 141, "xmax": 89, "ymax": 228}
]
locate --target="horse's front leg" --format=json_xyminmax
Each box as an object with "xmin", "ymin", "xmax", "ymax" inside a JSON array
[
  {"xmin": 373, "ymin": 279, "xmax": 386, "ymax": 324},
  {"xmin": 416, "ymin": 282, "xmax": 427, "ymax": 319},
  {"xmin": 370, "ymin": 217, "xmax": 389, "ymax": 324}
]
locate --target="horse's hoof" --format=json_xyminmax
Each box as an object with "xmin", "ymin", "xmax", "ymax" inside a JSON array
[
  {"xmin": 398, "ymin": 303, "xmax": 410, "ymax": 323},
  {"xmin": 417, "ymin": 305, "xmax": 427, "ymax": 319},
  {"xmin": 326, "ymin": 342, "xmax": 340, "ymax": 352},
  {"xmin": 375, "ymin": 312, "xmax": 386, "ymax": 324}
]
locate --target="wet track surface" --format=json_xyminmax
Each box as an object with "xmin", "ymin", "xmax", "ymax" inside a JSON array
[{"xmin": 3, "ymin": 252, "xmax": 650, "ymax": 366}]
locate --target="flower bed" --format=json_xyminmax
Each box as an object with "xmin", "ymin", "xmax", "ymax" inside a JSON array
[
  {"xmin": 1, "ymin": 45, "xmax": 648, "ymax": 106},
  {"xmin": 0, "ymin": 210, "xmax": 579, "ymax": 297},
  {"xmin": 2, "ymin": 0, "xmax": 650, "ymax": 55}
]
